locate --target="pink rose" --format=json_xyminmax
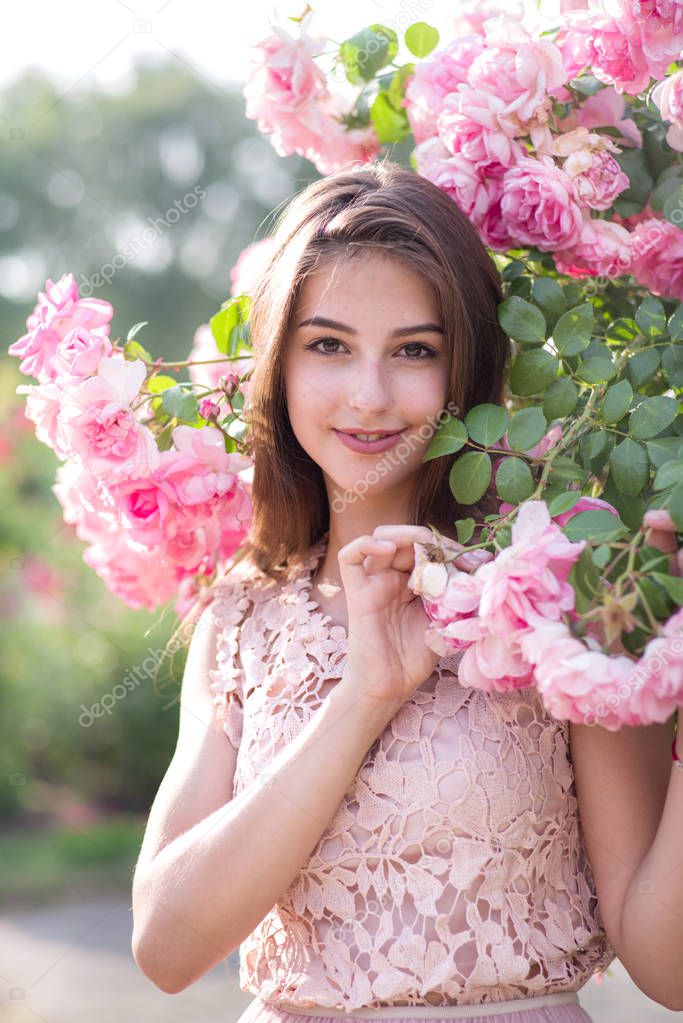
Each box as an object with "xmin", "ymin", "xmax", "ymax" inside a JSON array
[
  {"xmin": 554, "ymin": 218, "xmax": 632, "ymax": 278},
  {"xmin": 230, "ymin": 238, "xmax": 276, "ymax": 297},
  {"xmin": 632, "ymin": 0, "xmax": 683, "ymax": 32},
  {"xmin": 415, "ymin": 138, "xmax": 503, "ymax": 225},
  {"xmin": 8, "ymin": 272, "xmax": 113, "ymax": 383},
  {"xmin": 308, "ymin": 119, "xmax": 381, "ymax": 176},
  {"xmin": 630, "ymin": 218, "xmax": 683, "ymax": 301},
  {"xmin": 519, "ymin": 620, "xmax": 637, "ymax": 729},
  {"xmin": 626, "ymin": 607, "xmax": 683, "ymax": 724},
  {"xmin": 243, "ymin": 25, "xmax": 330, "ymax": 156},
  {"xmin": 83, "ymin": 530, "xmax": 186, "ymax": 612},
  {"xmin": 415, "ymin": 501, "xmax": 586, "ymax": 692},
  {"xmin": 452, "ymin": 0, "xmax": 525, "ymax": 35},
  {"xmin": 468, "ymin": 18, "xmax": 568, "ymax": 133},
  {"xmin": 558, "ymin": 7, "xmax": 651, "ymax": 94},
  {"xmin": 559, "ymin": 0, "xmax": 681, "ymax": 94},
  {"xmin": 15, "ymin": 380, "xmax": 65, "ymax": 455},
  {"xmin": 404, "ymin": 35, "xmax": 484, "ymax": 144},
  {"xmin": 501, "ymin": 155, "xmax": 584, "ymax": 251},
  {"xmin": 651, "ymin": 69, "xmax": 683, "ymax": 151},
  {"xmin": 436, "ymin": 85, "xmax": 526, "ymax": 174},
  {"xmin": 50, "ymin": 325, "xmax": 114, "ymax": 384},
  {"xmin": 56, "ymin": 355, "xmax": 159, "ymax": 481},
  {"xmin": 243, "ymin": 24, "xmax": 380, "ymax": 174},
  {"xmin": 552, "ymin": 127, "xmax": 630, "ymax": 210}
]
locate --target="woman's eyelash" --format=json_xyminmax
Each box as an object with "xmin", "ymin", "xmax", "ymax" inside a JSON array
[{"xmin": 303, "ymin": 338, "xmax": 437, "ymax": 359}]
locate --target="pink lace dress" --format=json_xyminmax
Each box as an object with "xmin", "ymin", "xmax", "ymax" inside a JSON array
[{"xmin": 207, "ymin": 532, "xmax": 615, "ymax": 1023}]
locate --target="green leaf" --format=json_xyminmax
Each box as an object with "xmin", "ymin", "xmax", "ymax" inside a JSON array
[
  {"xmin": 647, "ymin": 436, "xmax": 683, "ymax": 467},
  {"xmin": 495, "ymin": 456, "xmax": 534, "ymax": 503},
  {"xmin": 455, "ymin": 517, "xmax": 475, "ymax": 544},
  {"xmin": 370, "ymin": 90, "xmax": 410, "ymax": 143},
  {"xmin": 498, "ymin": 296, "xmax": 546, "ymax": 345},
  {"xmin": 210, "ymin": 300, "xmax": 243, "ymax": 356},
  {"xmin": 549, "ymin": 456, "xmax": 586, "ymax": 483},
  {"xmin": 653, "ymin": 458, "xmax": 683, "ymax": 491},
  {"xmin": 592, "ymin": 544, "xmax": 612, "ymax": 569},
  {"xmin": 614, "ymin": 147, "xmax": 654, "ymax": 206},
  {"xmin": 422, "ymin": 415, "xmax": 468, "ymax": 461},
  {"xmin": 661, "ymin": 344, "xmax": 683, "ymax": 387},
  {"xmin": 553, "ymin": 303, "xmax": 594, "ymax": 356},
  {"xmin": 629, "ymin": 395, "xmax": 680, "ymax": 439},
  {"xmin": 161, "ymin": 384, "xmax": 200, "ymax": 422},
  {"xmin": 562, "ymin": 509, "xmax": 628, "ymax": 542},
  {"xmin": 510, "ymin": 349, "xmax": 559, "ymax": 395},
  {"xmin": 543, "ymin": 378, "xmax": 579, "ymax": 418},
  {"xmin": 532, "ymin": 278, "xmax": 566, "ymax": 317},
  {"xmin": 449, "ymin": 451, "xmax": 492, "ymax": 504},
  {"xmin": 668, "ymin": 304, "xmax": 683, "ymax": 341},
  {"xmin": 635, "ymin": 295, "xmax": 667, "ymax": 339},
  {"xmin": 506, "ymin": 406, "xmax": 548, "ymax": 452},
  {"xmin": 340, "ymin": 24, "xmax": 399, "ymax": 83},
  {"xmin": 548, "ymin": 491, "xmax": 583, "ymax": 517},
  {"xmin": 123, "ymin": 338, "xmax": 152, "ymax": 363},
  {"xmin": 601, "ymin": 379, "xmax": 633, "ymax": 424},
  {"xmin": 671, "ymin": 481, "xmax": 683, "ymax": 530},
  {"xmin": 575, "ymin": 356, "xmax": 616, "ymax": 384},
  {"xmin": 404, "ymin": 21, "xmax": 439, "ymax": 57},
  {"xmin": 464, "ymin": 403, "xmax": 509, "ymax": 446},
  {"xmin": 651, "ymin": 171, "xmax": 683, "ymax": 211},
  {"xmin": 605, "ymin": 317, "xmax": 640, "ymax": 345},
  {"xmin": 651, "ymin": 572, "xmax": 683, "ymax": 603},
  {"xmin": 146, "ymin": 374, "xmax": 178, "ymax": 394},
  {"xmin": 627, "ymin": 348, "xmax": 660, "ymax": 389},
  {"xmin": 663, "ymin": 184, "xmax": 683, "ymax": 228},
  {"xmin": 638, "ymin": 576, "xmax": 674, "ymax": 617},
  {"xmin": 609, "ymin": 438, "xmax": 650, "ymax": 496}
]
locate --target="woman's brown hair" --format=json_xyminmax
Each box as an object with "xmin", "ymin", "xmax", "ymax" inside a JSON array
[{"xmin": 224, "ymin": 156, "xmax": 511, "ymax": 586}]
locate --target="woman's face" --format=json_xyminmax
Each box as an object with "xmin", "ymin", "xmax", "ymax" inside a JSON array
[{"xmin": 283, "ymin": 250, "xmax": 452, "ymax": 519}]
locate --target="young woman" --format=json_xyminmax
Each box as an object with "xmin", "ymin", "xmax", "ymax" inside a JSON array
[{"xmin": 131, "ymin": 160, "xmax": 683, "ymax": 1021}]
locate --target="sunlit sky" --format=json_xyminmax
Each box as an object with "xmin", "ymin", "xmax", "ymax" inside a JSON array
[{"xmin": 6, "ymin": 0, "xmax": 562, "ymax": 92}]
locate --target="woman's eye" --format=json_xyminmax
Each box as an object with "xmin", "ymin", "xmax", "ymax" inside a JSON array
[{"xmin": 305, "ymin": 338, "xmax": 436, "ymax": 359}]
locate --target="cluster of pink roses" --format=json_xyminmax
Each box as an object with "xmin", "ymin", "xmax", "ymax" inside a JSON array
[
  {"xmin": 244, "ymin": 3, "xmax": 683, "ymax": 298},
  {"xmin": 406, "ymin": 4, "xmax": 682, "ymax": 292},
  {"xmin": 243, "ymin": 23, "xmax": 381, "ymax": 174},
  {"xmin": 8, "ymin": 274, "xmax": 253, "ymax": 616},
  {"xmin": 409, "ymin": 501, "xmax": 683, "ymax": 729}
]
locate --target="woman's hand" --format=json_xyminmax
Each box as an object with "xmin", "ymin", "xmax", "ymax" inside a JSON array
[
  {"xmin": 643, "ymin": 509, "xmax": 683, "ymax": 578},
  {"xmin": 337, "ymin": 525, "xmax": 492, "ymax": 711}
]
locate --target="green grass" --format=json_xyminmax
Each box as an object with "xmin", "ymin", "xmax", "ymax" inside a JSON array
[{"xmin": 0, "ymin": 815, "xmax": 146, "ymax": 908}]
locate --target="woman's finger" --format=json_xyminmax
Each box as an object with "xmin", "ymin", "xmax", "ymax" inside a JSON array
[{"xmin": 338, "ymin": 536, "xmax": 397, "ymax": 585}]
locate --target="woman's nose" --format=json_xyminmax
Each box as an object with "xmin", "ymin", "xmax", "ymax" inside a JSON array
[{"xmin": 347, "ymin": 362, "xmax": 391, "ymax": 413}]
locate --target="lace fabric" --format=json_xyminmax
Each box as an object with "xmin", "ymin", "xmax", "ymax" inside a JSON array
[{"xmin": 207, "ymin": 533, "xmax": 616, "ymax": 1012}]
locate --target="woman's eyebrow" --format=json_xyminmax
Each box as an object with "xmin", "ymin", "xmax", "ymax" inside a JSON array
[{"xmin": 296, "ymin": 315, "xmax": 444, "ymax": 337}]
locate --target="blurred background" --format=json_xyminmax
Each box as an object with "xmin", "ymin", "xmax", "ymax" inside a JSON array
[{"xmin": 0, "ymin": 1, "xmax": 680, "ymax": 1020}]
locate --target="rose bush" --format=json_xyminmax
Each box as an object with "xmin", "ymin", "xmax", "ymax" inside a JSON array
[{"xmin": 8, "ymin": 3, "xmax": 683, "ymax": 726}]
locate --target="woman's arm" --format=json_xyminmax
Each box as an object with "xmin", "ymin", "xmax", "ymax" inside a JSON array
[
  {"xmin": 569, "ymin": 508, "xmax": 683, "ymax": 1011},
  {"xmin": 569, "ymin": 714, "xmax": 682, "ymax": 1010},
  {"xmin": 132, "ymin": 640, "xmax": 400, "ymax": 994}
]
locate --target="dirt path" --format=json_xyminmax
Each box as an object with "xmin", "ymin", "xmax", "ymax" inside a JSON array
[{"xmin": 0, "ymin": 894, "xmax": 679, "ymax": 1022}]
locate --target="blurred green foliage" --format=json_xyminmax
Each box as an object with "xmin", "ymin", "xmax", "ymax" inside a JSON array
[{"xmin": 0, "ymin": 59, "xmax": 315, "ymax": 833}]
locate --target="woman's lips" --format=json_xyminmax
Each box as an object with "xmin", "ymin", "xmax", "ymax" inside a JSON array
[{"xmin": 333, "ymin": 429, "xmax": 405, "ymax": 454}]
